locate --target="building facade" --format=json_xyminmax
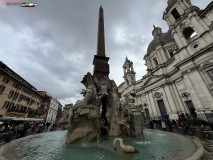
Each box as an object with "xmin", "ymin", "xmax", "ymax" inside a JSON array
[
  {"xmin": 56, "ymin": 103, "xmax": 63, "ymax": 121},
  {"xmin": 63, "ymin": 103, "xmax": 73, "ymax": 115},
  {"xmin": 118, "ymin": 0, "xmax": 213, "ymax": 121},
  {"xmin": 0, "ymin": 61, "xmax": 48, "ymax": 119},
  {"xmin": 46, "ymin": 98, "xmax": 61, "ymax": 123}
]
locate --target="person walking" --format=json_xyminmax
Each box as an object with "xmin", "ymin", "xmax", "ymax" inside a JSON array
[
  {"xmin": 17, "ymin": 123, "xmax": 24, "ymax": 138},
  {"xmin": 184, "ymin": 120, "xmax": 189, "ymax": 134},
  {"xmin": 5, "ymin": 127, "xmax": 13, "ymax": 142},
  {"xmin": 168, "ymin": 120, "xmax": 173, "ymax": 132}
]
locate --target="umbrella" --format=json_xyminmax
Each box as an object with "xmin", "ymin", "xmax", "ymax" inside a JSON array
[{"xmin": 159, "ymin": 118, "xmax": 164, "ymax": 121}]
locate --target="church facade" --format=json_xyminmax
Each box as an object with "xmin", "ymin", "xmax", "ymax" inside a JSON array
[{"xmin": 118, "ymin": 0, "xmax": 213, "ymax": 121}]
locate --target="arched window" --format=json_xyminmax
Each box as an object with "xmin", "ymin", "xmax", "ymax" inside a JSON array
[
  {"xmin": 153, "ymin": 57, "xmax": 158, "ymax": 66},
  {"xmin": 183, "ymin": 27, "xmax": 197, "ymax": 40},
  {"xmin": 126, "ymin": 79, "xmax": 129, "ymax": 85}
]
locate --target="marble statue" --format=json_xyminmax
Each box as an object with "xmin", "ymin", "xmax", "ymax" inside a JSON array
[{"xmin": 113, "ymin": 138, "xmax": 138, "ymax": 153}]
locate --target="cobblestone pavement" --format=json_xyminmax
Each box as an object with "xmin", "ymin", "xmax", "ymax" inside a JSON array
[{"xmin": 199, "ymin": 139, "xmax": 213, "ymax": 159}]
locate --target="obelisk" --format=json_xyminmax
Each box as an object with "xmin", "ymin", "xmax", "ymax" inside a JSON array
[{"xmin": 93, "ymin": 6, "xmax": 110, "ymax": 78}]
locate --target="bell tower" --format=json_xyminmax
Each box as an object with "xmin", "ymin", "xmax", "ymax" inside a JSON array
[
  {"xmin": 93, "ymin": 6, "xmax": 110, "ymax": 78},
  {"xmin": 163, "ymin": 0, "xmax": 210, "ymax": 49},
  {"xmin": 123, "ymin": 57, "xmax": 136, "ymax": 86}
]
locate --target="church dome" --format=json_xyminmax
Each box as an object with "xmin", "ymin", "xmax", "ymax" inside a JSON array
[{"xmin": 147, "ymin": 29, "xmax": 174, "ymax": 54}]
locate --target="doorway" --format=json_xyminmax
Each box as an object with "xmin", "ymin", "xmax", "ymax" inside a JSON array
[
  {"xmin": 157, "ymin": 100, "xmax": 168, "ymax": 119},
  {"xmin": 185, "ymin": 101, "xmax": 196, "ymax": 118}
]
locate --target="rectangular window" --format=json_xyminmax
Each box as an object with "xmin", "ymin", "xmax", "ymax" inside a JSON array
[
  {"xmin": 0, "ymin": 85, "xmax": 5, "ymax": 94},
  {"xmin": 3, "ymin": 78, "xmax": 9, "ymax": 84},
  {"xmin": 26, "ymin": 98, "xmax": 30, "ymax": 105},
  {"xmin": 18, "ymin": 94, "xmax": 23, "ymax": 102},
  {"xmin": 171, "ymin": 8, "xmax": 181, "ymax": 20},
  {"xmin": 208, "ymin": 69, "xmax": 213, "ymax": 80},
  {"xmin": 153, "ymin": 57, "xmax": 159, "ymax": 66},
  {"xmin": 2, "ymin": 101, "xmax": 10, "ymax": 109},
  {"xmin": 12, "ymin": 92, "xmax": 19, "ymax": 101},
  {"xmin": 22, "ymin": 96, "xmax": 26, "ymax": 101},
  {"xmin": 29, "ymin": 99, "xmax": 33, "ymax": 106},
  {"xmin": 24, "ymin": 107, "xmax": 27, "ymax": 112},
  {"xmin": 13, "ymin": 83, "xmax": 17, "ymax": 88},
  {"xmin": 18, "ymin": 86, "xmax": 21, "ymax": 90},
  {"xmin": 8, "ymin": 90, "xmax": 15, "ymax": 98},
  {"xmin": 168, "ymin": 50, "xmax": 174, "ymax": 58},
  {"xmin": 8, "ymin": 103, "xmax": 14, "ymax": 110},
  {"xmin": 169, "ymin": 52, "xmax": 174, "ymax": 58}
]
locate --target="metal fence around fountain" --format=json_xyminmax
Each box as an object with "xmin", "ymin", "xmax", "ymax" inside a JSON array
[{"xmin": 197, "ymin": 110, "xmax": 213, "ymax": 123}]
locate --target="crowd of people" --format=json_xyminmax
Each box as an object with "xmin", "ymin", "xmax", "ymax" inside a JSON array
[
  {"xmin": 0, "ymin": 121, "xmax": 58, "ymax": 143},
  {"xmin": 148, "ymin": 113, "xmax": 213, "ymax": 139}
]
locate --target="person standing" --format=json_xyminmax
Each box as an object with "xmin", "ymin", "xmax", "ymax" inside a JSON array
[
  {"xmin": 5, "ymin": 127, "xmax": 13, "ymax": 142},
  {"xmin": 0, "ymin": 125, "xmax": 5, "ymax": 133},
  {"xmin": 176, "ymin": 120, "xmax": 180, "ymax": 128},
  {"xmin": 161, "ymin": 121, "xmax": 166, "ymax": 131},
  {"xmin": 184, "ymin": 120, "xmax": 189, "ymax": 134}
]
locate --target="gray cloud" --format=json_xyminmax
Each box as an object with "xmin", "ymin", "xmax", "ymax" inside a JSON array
[{"xmin": 0, "ymin": 0, "xmax": 211, "ymax": 105}]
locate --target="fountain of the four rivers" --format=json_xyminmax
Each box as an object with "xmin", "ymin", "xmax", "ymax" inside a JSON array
[{"xmin": 0, "ymin": 6, "xmax": 205, "ymax": 160}]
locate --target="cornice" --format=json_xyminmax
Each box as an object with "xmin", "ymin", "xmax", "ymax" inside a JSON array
[
  {"xmin": 199, "ymin": 1, "xmax": 213, "ymax": 17},
  {"xmin": 174, "ymin": 44, "xmax": 213, "ymax": 68}
]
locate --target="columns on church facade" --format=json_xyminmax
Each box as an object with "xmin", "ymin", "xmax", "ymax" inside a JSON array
[
  {"xmin": 183, "ymin": 71, "xmax": 203, "ymax": 110},
  {"xmin": 182, "ymin": 69, "xmax": 213, "ymax": 111},
  {"xmin": 190, "ymin": 16, "xmax": 204, "ymax": 35},
  {"xmin": 168, "ymin": 83, "xmax": 180, "ymax": 113},
  {"xmin": 172, "ymin": 31, "xmax": 185, "ymax": 48},
  {"xmin": 172, "ymin": 82, "xmax": 187, "ymax": 114},
  {"xmin": 156, "ymin": 49, "xmax": 164, "ymax": 64},
  {"xmin": 146, "ymin": 92, "xmax": 154, "ymax": 117},
  {"xmin": 163, "ymin": 84, "xmax": 178, "ymax": 114},
  {"xmin": 183, "ymin": 0, "xmax": 191, "ymax": 8},
  {"xmin": 147, "ymin": 91, "xmax": 158, "ymax": 118},
  {"xmin": 178, "ymin": 3, "xmax": 185, "ymax": 14},
  {"xmin": 162, "ymin": 85, "xmax": 172, "ymax": 114},
  {"xmin": 191, "ymin": 70, "xmax": 213, "ymax": 109}
]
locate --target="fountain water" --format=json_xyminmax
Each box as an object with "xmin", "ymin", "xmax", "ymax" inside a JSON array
[
  {"xmin": 47, "ymin": 123, "xmax": 54, "ymax": 132},
  {"xmin": 132, "ymin": 111, "xmax": 144, "ymax": 140},
  {"xmin": 0, "ymin": 130, "xmax": 202, "ymax": 160}
]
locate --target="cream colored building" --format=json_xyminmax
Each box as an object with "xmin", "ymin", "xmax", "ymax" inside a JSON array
[
  {"xmin": 46, "ymin": 98, "xmax": 61, "ymax": 123},
  {"xmin": 118, "ymin": 0, "xmax": 213, "ymax": 121}
]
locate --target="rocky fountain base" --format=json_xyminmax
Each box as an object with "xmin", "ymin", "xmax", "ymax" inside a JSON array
[{"xmin": 58, "ymin": 72, "xmax": 145, "ymax": 145}]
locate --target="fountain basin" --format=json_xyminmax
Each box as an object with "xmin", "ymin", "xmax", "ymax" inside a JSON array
[{"xmin": 0, "ymin": 130, "xmax": 204, "ymax": 160}]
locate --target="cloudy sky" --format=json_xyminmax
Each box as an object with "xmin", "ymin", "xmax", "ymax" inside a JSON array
[{"xmin": 0, "ymin": 0, "xmax": 211, "ymax": 105}]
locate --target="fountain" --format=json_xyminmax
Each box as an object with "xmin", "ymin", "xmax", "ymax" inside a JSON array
[
  {"xmin": 56, "ymin": 6, "xmax": 145, "ymax": 145},
  {"xmin": 0, "ymin": 6, "xmax": 206, "ymax": 160}
]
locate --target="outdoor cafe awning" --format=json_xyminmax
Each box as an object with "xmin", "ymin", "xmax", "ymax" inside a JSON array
[{"xmin": 0, "ymin": 117, "xmax": 44, "ymax": 122}]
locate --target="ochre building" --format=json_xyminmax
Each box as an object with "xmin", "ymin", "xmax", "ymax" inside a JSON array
[{"xmin": 0, "ymin": 61, "xmax": 48, "ymax": 119}]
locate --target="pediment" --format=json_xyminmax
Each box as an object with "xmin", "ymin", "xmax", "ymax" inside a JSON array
[{"xmin": 143, "ymin": 75, "xmax": 164, "ymax": 87}]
